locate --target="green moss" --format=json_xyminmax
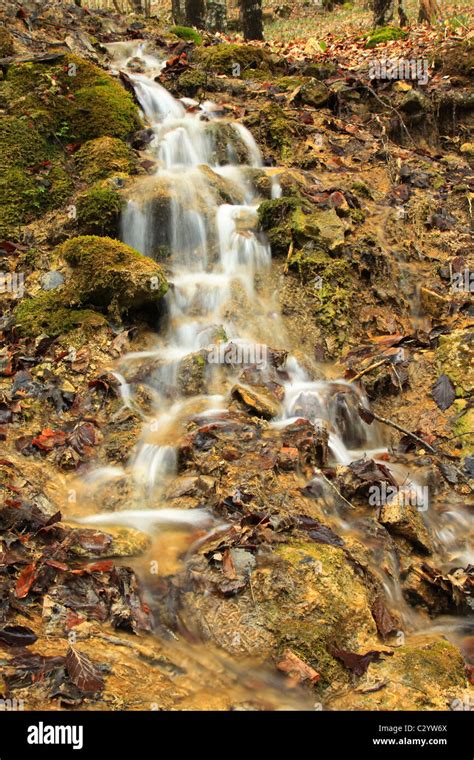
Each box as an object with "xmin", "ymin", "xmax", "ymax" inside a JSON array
[
  {"xmin": 74, "ymin": 137, "xmax": 137, "ymax": 183},
  {"xmin": 245, "ymin": 102, "xmax": 293, "ymax": 162},
  {"xmin": 57, "ymin": 235, "xmax": 168, "ymax": 317},
  {"xmin": 176, "ymin": 68, "xmax": 210, "ymax": 97},
  {"xmin": 68, "ymin": 83, "xmax": 140, "ymax": 142},
  {"xmin": 273, "ymin": 76, "xmax": 307, "ymax": 90},
  {"xmin": 0, "ymin": 116, "xmax": 72, "ymax": 238},
  {"xmin": 452, "ymin": 401, "xmax": 474, "ymax": 455},
  {"xmin": 194, "ymin": 43, "xmax": 271, "ymax": 75},
  {"xmin": 393, "ymin": 640, "xmax": 466, "ymax": 691},
  {"xmin": 14, "ymin": 292, "xmax": 107, "ymax": 338},
  {"xmin": 76, "ymin": 182, "xmax": 124, "ymax": 235},
  {"xmin": 258, "ymin": 196, "xmax": 302, "ymax": 255},
  {"xmin": 169, "ymin": 25, "xmax": 203, "ymax": 44},
  {"xmin": 365, "ymin": 27, "xmax": 408, "ymax": 48},
  {"xmin": 264, "ymin": 541, "xmax": 378, "ymax": 686},
  {"xmin": 351, "ymin": 180, "xmax": 373, "ymax": 199},
  {"xmin": 2, "ymin": 55, "xmax": 140, "ymax": 141},
  {"xmin": 350, "ymin": 208, "xmax": 366, "ymax": 224}
]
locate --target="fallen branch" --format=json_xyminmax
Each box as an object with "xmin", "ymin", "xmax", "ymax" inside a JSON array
[
  {"xmin": 349, "ymin": 358, "xmax": 389, "ymax": 384},
  {"xmin": 358, "ymin": 405, "xmax": 472, "ymax": 489}
]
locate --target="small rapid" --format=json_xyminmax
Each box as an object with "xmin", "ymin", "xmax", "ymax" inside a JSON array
[{"xmin": 76, "ymin": 43, "xmax": 471, "ymax": 650}]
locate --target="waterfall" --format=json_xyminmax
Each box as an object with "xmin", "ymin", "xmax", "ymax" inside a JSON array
[{"xmin": 77, "ymin": 48, "xmax": 472, "ymax": 650}]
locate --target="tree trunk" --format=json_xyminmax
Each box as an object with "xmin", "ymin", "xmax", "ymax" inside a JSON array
[
  {"xmin": 185, "ymin": 0, "xmax": 206, "ymax": 27},
  {"xmin": 172, "ymin": 0, "xmax": 186, "ymax": 23},
  {"xmin": 129, "ymin": 0, "xmax": 144, "ymax": 12},
  {"xmin": 372, "ymin": 0, "xmax": 394, "ymax": 27},
  {"xmin": 418, "ymin": 0, "xmax": 440, "ymax": 24},
  {"xmin": 239, "ymin": 0, "xmax": 264, "ymax": 40},
  {"xmin": 206, "ymin": 0, "xmax": 228, "ymax": 32}
]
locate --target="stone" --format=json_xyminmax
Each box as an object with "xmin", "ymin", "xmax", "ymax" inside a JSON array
[
  {"xmin": 231, "ymin": 383, "xmax": 281, "ymax": 419},
  {"xmin": 41, "ymin": 271, "xmax": 65, "ymax": 291},
  {"xmin": 379, "ymin": 496, "xmax": 433, "ymax": 554},
  {"xmin": 299, "ymin": 79, "xmax": 331, "ymax": 108}
]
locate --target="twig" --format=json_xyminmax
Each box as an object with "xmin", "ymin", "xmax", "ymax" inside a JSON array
[
  {"xmin": 349, "ymin": 358, "xmax": 388, "ymax": 383},
  {"xmin": 360, "ymin": 406, "xmax": 473, "ymax": 489},
  {"xmin": 360, "ymin": 406, "xmax": 437, "ymax": 453},
  {"xmin": 314, "ymin": 468, "xmax": 356, "ymax": 510}
]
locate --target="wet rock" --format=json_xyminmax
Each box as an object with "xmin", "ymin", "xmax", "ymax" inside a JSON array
[
  {"xmin": 165, "ymin": 475, "xmax": 215, "ymax": 500},
  {"xmin": 402, "ymin": 562, "xmax": 472, "ymax": 615},
  {"xmin": 281, "ymin": 418, "xmax": 329, "ymax": 468},
  {"xmin": 177, "ymin": 352, "xmax": 208, "ymax": 397},
  {"xmin": 326, "ymin": 636, "xmax": 467, "ymax": 710},
  {"xmin": 379, "ymin": 497, "xmax": 433, "ymax": 554},
  {"xmin": 231, "ymin": 383, "xmax": 281, "ymax": 420},
  {"xmin": 67, "ymin": 525, "xmax": 151, "ymax": 559},
  {"xmin": 178, "ymin": 540, "xmax": 379, "ymax": 685}
]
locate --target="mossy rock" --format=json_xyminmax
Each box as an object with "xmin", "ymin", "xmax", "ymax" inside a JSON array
[
  {"xmin": 14, "ymin": 292, "xmax": 107, "ymax": 338},
  {"xmin": 299, "ymin": 79, "xmax": 331, "ymax": 108},
  {"xmin": 303, "ymin": 61, "xmax": 338, "ymax": 79},
  {"xmin": 74, "ymin": 137, "xmax": 137, "ymax": 183},
  {"xmin": 258, "ymin": 195, "xmax": 302, "ymax": 255},
  {"xmin": 204, "ymin": 121, "xmax": 250, "ymax": 165},
  {"xmin": 169, "ymin": 25, "xmax": 203, "ymax": 45},
  {"xmin": 365, "ymin": 26, "xmax": 408, "ymax": 49},
  {"xmin": 178, "ymin": 539, "xmax": 379, "ymax": 687},
  {"xmin": 437, "ymin": 329, "xmax": 474, "ymax": 398},
  {"xmin": 0, "ymin": 116, "xmax": 73, "ymax": 238},
  {"xmin": 68, "ymin": 83, "xmax": 141, "ymax": 142},
  {"xmin": 2, "ymin": 54, "xmax": 140, "ymax": 142},
  {"xmin": 76, "ymin": 181, "xmax": 124, "ymax": 235},
  {"xmin": 244, "ymin": 102, "xmax": 293, "ymax": 163},
  {"xmin": 176, "ymin": 68, "xmax": 211, "ymax": 97},
  {"xmin": 57, "ymin": 235, "xmax": 168, "ymax": 318},
  {"xmin": 328, "ymin": 636, "xmax": 467, "ymax": 710},
  {"xmin": 365, "ymin": 26, "xmax": 408, "ymax": 48},
  {"xmin": 351, "ymin": 180, "xmax": 373, "ymax": 199},
  {"xmin": 193, "ymin": 43, "xmax": 272, "ymax": 76},
  {"xmin": 258, "ymin": 197, "xmax": 348, "ymax": 256}
]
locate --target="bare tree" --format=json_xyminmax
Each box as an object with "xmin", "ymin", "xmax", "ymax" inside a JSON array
[
  {"xmin": 372, "ymin": 0, "xmax": 407, "ymax": 27},
  {"xmin": 172, "ymin": 0, "xmax": 186, "ymax": 24},
  {"xmin": 185, "ymin": 0, "xmax": 206, "ymax": 27},
  {"xmin": 207, "ymin": 0, "xmax": 228, "ymax": 32},
  {"xmin": 418, "ymin": 0, "xmax": 440, "ymax": 24},
  {"xmin": 239, "ymin": 0, "xmax": 264, "ymax": 40}
]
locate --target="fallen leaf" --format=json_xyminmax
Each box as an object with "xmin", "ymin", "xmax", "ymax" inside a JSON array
[
  {"xmin": 432, "ymin": 374, "xmax": 456, "ymax": 411},
  {"xmin": 65, "ymin": 646, "xmax": 105, "ymax": 694}
]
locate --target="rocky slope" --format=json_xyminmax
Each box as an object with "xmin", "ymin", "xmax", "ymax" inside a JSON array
[{"xmin": 0, "ymin": 1, "xmax": 472, "ymax": 711}]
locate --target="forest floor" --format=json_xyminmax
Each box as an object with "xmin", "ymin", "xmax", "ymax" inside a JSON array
[{"xmin": 0, "ymin": 0, "xmax": 472, "ymax": 712}]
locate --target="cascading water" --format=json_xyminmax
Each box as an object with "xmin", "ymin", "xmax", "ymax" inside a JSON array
[{"xmin": 78, "ymin": 44, "xmax": 471, "ymax": 656}]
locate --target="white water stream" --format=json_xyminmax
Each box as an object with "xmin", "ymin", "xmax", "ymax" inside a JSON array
[{"xmin": 77, "ymin": 44, "xmax": 471, "ymax": 643}]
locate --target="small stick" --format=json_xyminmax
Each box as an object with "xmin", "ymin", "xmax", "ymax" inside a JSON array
[
  {"xmin": 349, "ymin": 358, "xmax": 388, "ymax": 383},
  {"xmin": 314, "ymin": 468, "xmax": 356, "ymax": 510}
]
